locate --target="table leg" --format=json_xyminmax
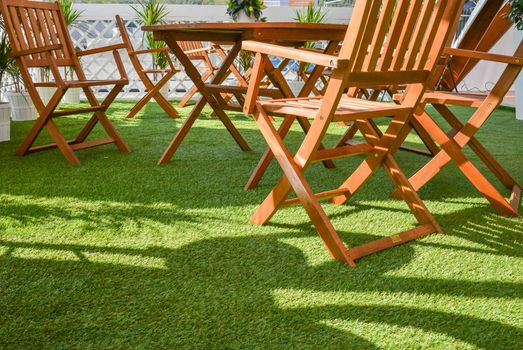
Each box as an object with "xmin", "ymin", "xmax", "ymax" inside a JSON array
[{"xmin": 158, "ymin": 40, "xmax": 249, "ymax": 165}]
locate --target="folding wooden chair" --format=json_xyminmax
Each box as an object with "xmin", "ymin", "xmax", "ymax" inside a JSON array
[
  {"xmin": 115, "ymin": 15, "xmax": 178, "ymax": 119},
  {"xmin": 241, "ymin": 0, "xmax": 464, "ymax": 266},
  {"xmin": 391, "ymin": 42, "xmax": 523, "ymax": 217},
  {"xmin": 0, "ymin": 0, "xmax": 130, "ymax": 164},
  {"xmin": 177, "ymin": 41, "xmax": 220, "ymax": 108}
]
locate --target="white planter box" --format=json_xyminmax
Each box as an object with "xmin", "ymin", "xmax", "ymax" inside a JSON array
[
  {"xmin": 64, "ymin": 88, "xmax": 80, "ymax": 104},
  {"xmin": 0, "ymin": 103, "xmax": 11, "ymax": 142},
  {"xmin": 5, "ymin": 92, "xmax": 38, "ymax": 121},
  {"xmin": 159, "ymin": 81, "xmax": 170, "ymax": 100},
  {"xmin": 37, "ymin": 86, "xmax": 56, "ymax": 106},
  {"xmin": 287, "ymin": 80, "xmax": 306, "ymax": 97}
]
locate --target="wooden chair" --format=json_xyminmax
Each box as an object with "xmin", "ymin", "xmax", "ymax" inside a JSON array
[
  {"xmin": 115, "ymin": 15, "xmax": 178, "ymax": 119},
  {"xmin": 0, "ymin": 0, "xmax": 130, "ymax": 164},
  {"xmin": 177, "ymin": 41, "xmax": 220, "ymax": 108},
  {"xmin": 390, "ymin": 42, "xmax": 523, "ymax": 217},
  {"xmin": 241, "ymin": 0, "xmax": 464, "ymax": 266}
]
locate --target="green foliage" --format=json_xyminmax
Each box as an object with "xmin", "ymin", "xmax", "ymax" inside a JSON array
[
  {"xmin": 0, "ymin": 16, "xmax": 22, "ymax": 94},
  {"xmin": 226, "ymin": 0, "xmax": 266, "ymax": 21},
  {"xmin": 294, "ymin": 4, "xmax": 327, "ymax": 74},
  {"xmin": 294, "ymin": 3, "xmax": 327, "ymax": 24},
  {"xmin": 57, "ymin": 0, "xmax": 83, "ymax": 26},
  {"xmin": 131, "ymin": 0, "xmax": 170, "ymax": 70},
  {"xmin": 508, "ymin": 0, "xmax": 523, "ymax": 30}
]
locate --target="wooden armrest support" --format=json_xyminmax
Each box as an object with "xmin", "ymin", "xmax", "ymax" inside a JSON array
[
  {"xmin": 12, "ymin": 44, "xmax": 62, "ymax": 57},
  {"xmin": 242, "ymin": 40, "xmax": 348, "ymax": 69},
  {"xmin": 131, "ymin": 47, "xmax": 170, "ymax": 55},
  {"xmin": 444, "ymin": 48, "xmax": 523, "ymax": 65},
  {"xmin": 347, "ymin": 70, "xmax": 431, "ymax": 87},
  {"xmin": 77, "ymin": 43, "xmax": 127, "ymax": 57}
]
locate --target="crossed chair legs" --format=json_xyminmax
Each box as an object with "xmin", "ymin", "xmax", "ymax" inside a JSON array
[
  {"xmin": 126, "ymin": 70, "xmax": 179, "ymax": 119},
  {"xmin": 391, "ymin": 103, "xmax": 521, "ymax": 216},
  {"xmin": 19, "ymin": 84, "xmax": 130, "ymax": 165},
  {"xmin": 251, "ymin": 103, "xmax": 441, "ymax": 266}
]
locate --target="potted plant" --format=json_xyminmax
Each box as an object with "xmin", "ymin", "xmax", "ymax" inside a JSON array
[
  {"xmin": 59, "ymin": 0, "xmax": 83, "ymax": 104},
  {"xmin": 0, "ymin": 17, "xmax": 37, "ymax": 122},
  {"xmin": 227, "ymin": 0, "xmax": 266, "ymax": 22},
  {"xmin": 289, "ymin": 4, "xmax": 327, "ymax": 96},
  {"xmin": 0, "ymin": 29, "xmax": 14, "ymax": 140},
  {"xmin": 36, "ymin": 68, "xmax": 54, "ymax": 106},
  {"xmin": 508, "ymin": 0, "xmax": 523, "ymax": 120},
  {"xmin": 132, "ymin": 0, "xmax": 171, "ymax": 99}
]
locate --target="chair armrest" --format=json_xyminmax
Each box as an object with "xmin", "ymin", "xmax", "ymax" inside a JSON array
[
  {"xmin": 77, "ymin": 43, "xmax": 127, "ymax": 57},
  {"xmin": 77, "ymin": 44, "xmax": 128, "ymax": 81},
  {"xmin": 242, "ymin": 41, "xmax": 348, "ymax": 69},
  {"xmin": 12, "ymin": 44, "xmax": 63, "ymax": 58},
  {"xmin": 444, "ymin": 47, "xmax": 523, "ymax": 65},
  {"xmin": 130, "ymin": 47, "xmax": 170, "ymax": 55}
]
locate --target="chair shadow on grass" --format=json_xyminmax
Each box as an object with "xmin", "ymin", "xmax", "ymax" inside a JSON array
[{"xmin": 1, "ymin": 231, "xmax": 522, "ymax": 349}]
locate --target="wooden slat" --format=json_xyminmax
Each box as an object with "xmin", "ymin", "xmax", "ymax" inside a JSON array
[
  {"xmin": 51, "ymin": 106, "xmax": 105, "ymax": 117},
  {"xmin": 242, "ymin": 41, "xmax": 348, "ymax": 69},
  {"xmin": 348, "ymin": 224, "xmax": 437, "ymax": 261},
  {"xmin": 281, "ymin": 188, "xmax": 353, "ymax": 208},
  {"xmin": 313, "ymin": 143, "xmax": 373, "ymax": 162},
  {"xmin": 70, "ymin": 138, "xmax": 116, "ymax": 151}
]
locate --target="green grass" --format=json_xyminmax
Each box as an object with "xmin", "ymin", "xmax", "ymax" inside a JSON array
[{"xmin": 0, "ymin": 101, "xmax": 522, "ymax": 349}]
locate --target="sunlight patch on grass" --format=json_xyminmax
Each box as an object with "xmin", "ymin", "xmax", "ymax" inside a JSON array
[
  {"xmin": 320, "ymin": 319, "xmax": 475, "ymax": 350},
  {"xmin": 82, "ymin": 251, "xmax": 168, "ymax": 270},
  {"xmin": 10, "ymin": 247, "xmax": 80, "ymax": 262}
]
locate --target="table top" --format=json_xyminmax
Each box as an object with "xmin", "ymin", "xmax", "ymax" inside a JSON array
[{"xmin": 143, "ymin": 22, "xmax": 348, "ymax": 42}]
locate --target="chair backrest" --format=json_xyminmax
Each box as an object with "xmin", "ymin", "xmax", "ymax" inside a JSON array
[
  {"xmin": 178, "ymin": 40, "xmax": 207, "ymax": 59},
  {"xmin": 338, "ymin": 0, "xmax": 464, "ymax": 78},
  {"xmin": 0, "ymin": 0, "xmax": 78, "ymax": 68},
  {"xmin": 115, "ymin": 15, "xmax": 134, "ymax": 52}
]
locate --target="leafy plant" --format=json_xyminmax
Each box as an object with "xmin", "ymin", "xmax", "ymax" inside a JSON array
[
  {"xmin": 58, "ymin": 0, "xmax": 83, "ymax": 27},
  {"xmin": 294, "ymin": 3, "xmax": 327, "ymax": 25},
  {"xmin": 508, "ymin": 0, "xmax": 523, "ymax": 30},
  {"xmin": 294, "ymin": 4, "xmax": 327, "ymax": 76},
  {"xmin": 132, "ymin": 0, "xmax": 170, "ymax": 70},
  {"xmin": 57, "ymin": 0, "xmax": 83, "ymax": 81},
  {"xmin": 0, "ymin": 17, "xmax": 22, "ymax": 96},
  {"xmin": 226, "ymin": 0, "xmax": 266, "ymax": 22}
]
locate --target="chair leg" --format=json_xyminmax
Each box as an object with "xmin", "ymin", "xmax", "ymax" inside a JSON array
[
  {"xmin": 178, "ymin": 70, "xmax": 214, "ymax": 108},
  {"xmin": 334, "ymin": 122, "xmax": 358, "ymax": 148},
  {"xmin": 78, "ymin": 85, "xmax": 130, "ymax": 153},
  {"xmin": 244, "ymin": 116, "xmax": 296, "ymax": 190},
  {"xmin": 45, "ymin": 119, "xmax": 80, "ymax": 165},
  {"xmin": 435, "ymin": 104, "xmax": 519, "ymax": 189},
  {"xmin": 397, "ymin": 108, "xmax": 518, "ymax": 216},
  {"xmin": 127, "ymin": 71, "xmax": 178, "ymax": 119},
  {"xmin": 16, "ymin": 89, "xmax": 65, "ymax": 156},
  {"xmin": 252, "ymin": 107, "xmax": 355, "ymax": 266}
]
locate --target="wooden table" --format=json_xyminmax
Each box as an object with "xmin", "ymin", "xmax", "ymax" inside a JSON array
[{"xmin": 143, "ymin": 22, "xmax": 348, "ymax": 165}]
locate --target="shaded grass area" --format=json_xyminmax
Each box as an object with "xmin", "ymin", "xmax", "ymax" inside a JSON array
[{"xmin": 0, "ymin": 101, "xmax": 522, "ymax": 349}]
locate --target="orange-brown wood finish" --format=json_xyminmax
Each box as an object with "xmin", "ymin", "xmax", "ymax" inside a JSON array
[
  {"xmin": 115, "ymin": 15, "xmax": 178, "ymax": 119},
  {"xmin": 241, "ymin": 0, "xmax": 464, "ymax": 266},
  {"xmin": 0, "ymin": 0, "xmax": 130, "ymax": 164},
  {"xmin": 392, "ymin": 40, "xmax": 523, "ymax": 217},
  {"xmin": 143, "ymin": 23, "xmax": 348, "ymax": 165}
]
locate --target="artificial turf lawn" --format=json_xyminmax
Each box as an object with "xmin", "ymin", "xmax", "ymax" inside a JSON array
[{"xmin": 0, "ymin": 101, "xmax": 522, "ymax": 349}]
